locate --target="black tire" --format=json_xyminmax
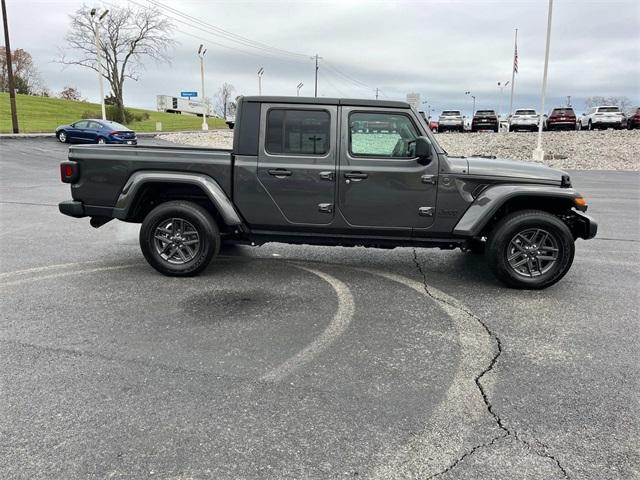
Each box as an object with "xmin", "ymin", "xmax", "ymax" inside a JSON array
[
  {"xmin": 588, "ymin": 120, "xmax": 593, "ymax": 131},
  {"xmin": 460, "ymin": 126, "xmax": 465, "ymax": 133},
  {"xmin": 486, "ymin": 209, "xmax": 575, "ymax": 289},
  {"xmin": 139, "ymin": 200, "xmax": 220, "ymax": 276}
]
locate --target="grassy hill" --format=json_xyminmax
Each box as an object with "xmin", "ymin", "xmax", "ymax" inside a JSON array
[{"xmin": 0, "ymin": 93, "xmax": 226, "ymax": 133}]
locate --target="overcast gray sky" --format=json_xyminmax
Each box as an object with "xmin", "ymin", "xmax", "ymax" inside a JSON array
[{"xmin": 6, "ymin": 0, "xmax": 640, "ymax": 116}]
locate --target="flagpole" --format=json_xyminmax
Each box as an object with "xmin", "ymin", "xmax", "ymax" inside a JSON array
[
  {"xmin": 533, "ymin": 0, "xmax": 554, "ymax": 161},
  {"xmin": 508, "ymin": 28, "xmax": 518, "ymax": 116}
]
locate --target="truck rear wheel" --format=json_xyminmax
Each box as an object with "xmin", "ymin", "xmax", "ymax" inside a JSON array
[
  {"xmin": 486, "ymin": 209, "xmax": 575, "ymax": 289},
  {"xmin": 139, "ymin": 201, "xmax": 220, "ymax": 276}
]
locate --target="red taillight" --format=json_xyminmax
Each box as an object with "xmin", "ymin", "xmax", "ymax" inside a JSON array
[{"xmin": 60, "ymin": 161, "xmax": 78, "ymax": 183}]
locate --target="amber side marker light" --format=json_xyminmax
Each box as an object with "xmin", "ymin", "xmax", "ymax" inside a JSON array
[{"xmin": 574, "ymin": 197, "xmax": 588, "ymax": 211}]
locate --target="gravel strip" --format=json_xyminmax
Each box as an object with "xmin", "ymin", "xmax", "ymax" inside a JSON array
[{"xmin": 160, "ymin": 129, "xmax": 640, "ymax": 171}]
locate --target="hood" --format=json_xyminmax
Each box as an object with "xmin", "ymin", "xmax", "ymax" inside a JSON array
[{"xmin": 462, "ymin": 156, "xmax": 569, "ymax": 184}]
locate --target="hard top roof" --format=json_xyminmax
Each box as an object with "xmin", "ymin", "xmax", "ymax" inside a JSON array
[{"xmin": 241, "ymin": 95, "xmax": 411, "ymax": 109}]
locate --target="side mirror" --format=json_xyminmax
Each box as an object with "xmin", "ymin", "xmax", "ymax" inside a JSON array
[{"xmin": 415, "ymin": 136, "xmax": 433, "ymax": 165}]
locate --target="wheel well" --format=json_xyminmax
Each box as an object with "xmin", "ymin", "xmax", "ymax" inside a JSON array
[
  {"xmin": 479, "ymin": 195, "xmax": 575, "ymax": 237},
  {"xmin": 127, "ymin": 182, "xmax": 228, "ymax": 231}
]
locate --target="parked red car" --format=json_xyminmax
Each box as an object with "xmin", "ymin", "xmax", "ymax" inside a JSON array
[
  {"xmin": 544, "ymin": 108, "xmax": 577, "ymax": 131},
  {"xmin": 626, "ymin": 107, "xmax": 640, "ymax": 129}
]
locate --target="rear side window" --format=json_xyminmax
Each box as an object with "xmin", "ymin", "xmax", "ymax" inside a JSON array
[
  {"xmin": 266, "ymin": 109, "xmax": 330, "ymax": 155},
  {"xmin": 349, "ymin": 112, "xmax": 418, "ymax": 158}
]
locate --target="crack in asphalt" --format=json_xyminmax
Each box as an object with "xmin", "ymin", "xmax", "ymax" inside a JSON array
[{"xmin": 411, "ymin": 249, "xmax": 570, "ymax": 479}]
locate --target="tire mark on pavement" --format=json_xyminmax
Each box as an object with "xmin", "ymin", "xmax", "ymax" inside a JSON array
[
  {"xmin": 0, "ymin": 264, "xmax": 138, "ymax": 287},
  {"xmin": 260, "ymin": 264, "xmax": 355, "ymax": 383},
  {"xmin": 359, "ymin": 267, "xmax": 495, "ymax": 479}
]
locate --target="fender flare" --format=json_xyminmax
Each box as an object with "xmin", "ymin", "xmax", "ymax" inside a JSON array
[
  {"xmin": 452, "ymin": 184, "xmax": 582, "ymax": 237},
  {"xmin": 113, "ymin": 171, "xmax": 243, "ymax": 226}
]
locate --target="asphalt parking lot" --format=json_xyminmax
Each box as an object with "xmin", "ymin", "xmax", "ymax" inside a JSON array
[{"xmin": 1, "ymin": 138, "xmax": 638, "ymax": 480}]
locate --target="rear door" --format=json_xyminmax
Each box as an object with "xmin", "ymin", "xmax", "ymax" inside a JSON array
[
  {"xmin": 256, "ymin": 103, "xmax": 338, "ymax": 226},
  {"xmin": 69, "ymin": 120, "xmax": 89, "ymax": 142},
  {"xmin": 337, "ymin": 107, "xmax": 438, "ymax": 230}
]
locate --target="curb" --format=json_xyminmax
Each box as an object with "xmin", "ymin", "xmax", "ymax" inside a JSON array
[{"xmin": 0, "ymin": 130, "xmax": 225, "ymax": 139}]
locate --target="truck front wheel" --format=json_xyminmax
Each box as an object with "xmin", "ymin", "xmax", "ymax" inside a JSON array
[
  {"xmin": 486, "ymin": 209, "xmax": 575, "ymax": 289},
  {"xmin": 139, "ymin": 201, "xmax": 220, "ymax": 276}
]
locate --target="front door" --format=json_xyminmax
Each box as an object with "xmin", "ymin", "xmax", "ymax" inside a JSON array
[
  {"xmin": 337, "ymin": 108, "xmax": 438, "ymax": 230},
  {"xmin": 257, "ymin": 104, "xmax": 337, "ymax": 226}
]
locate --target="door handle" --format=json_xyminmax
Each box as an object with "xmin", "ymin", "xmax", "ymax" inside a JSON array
[
  {"xmin": 344, "ymin": 172, "xmax": 368, "ymax": 181},
  {"xmin": 268, "ymin": 168, "xmax": 292, "ymax": 177},
  {"xmin": 319, "ymin": 171, "xmax": 334, "ymax": 181}
]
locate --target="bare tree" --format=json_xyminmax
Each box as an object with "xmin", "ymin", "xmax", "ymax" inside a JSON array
[
  {"xmin": 214, "ymin": 83, "xmax": 235, "ymax": 119},
  {"xmin": 584, "ymin": 96, "xmax": 632, "ymax": 111},
  {"xmin": 59, "ymin": 5, "xmax": 175, "ymax": 121},
  {"xmin": 0, "ymin": 47, "xmax": 44, "ymax": 94},
  {"xmin": 59, "ymin": 85, "xmax": 83, "ymax": 101}
]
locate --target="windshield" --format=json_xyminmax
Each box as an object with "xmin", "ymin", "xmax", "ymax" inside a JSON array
[
  {"xmin": 598, "ymin": 107, "xmax": 620, "ymax": 112},
  {"xmin": 515, "ymin": 110, "xmax": 536, "ymax": 115}
]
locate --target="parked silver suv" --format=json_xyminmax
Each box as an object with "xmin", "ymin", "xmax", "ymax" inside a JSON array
[
  {"xmin": 437, "ymin": 110, "xmax": 464, "ymax": 133},
  {"xmin": 508, "ymin": 109, "xmax": 539, "ymax": 132}
]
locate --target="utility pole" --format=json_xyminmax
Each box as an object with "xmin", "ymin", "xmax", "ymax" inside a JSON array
[
  {"xmin": 533, "ymin": 0, "xmax": 553, "ymax": 161},
  {"xmin": 2, "ymin": 0, "xmax": 19, "ymax": 133},
  {"xmin": 257, "ymin": 67, "xmax": 264, "ymax": 95},
  {"xmin": 311, "ymin": 54, "xmax": 322, "ymax": 97},
  {"xmin": 90, "ymin": 8, "xmax": 109, "ymax": 120},
  {"xmin": 198, "ymin": 44, "xmax": 208, "ymax": 131},
  {"xmin": 567, "ymin": 95, "xmax": 571, "ymax": 107},
  {"xmin": 375, "ymin": 88, "xmax": 379, "ymax": 100},
  {"xmin": 296, "ymin": 82, "xmax": 303, "ymax": 96}
]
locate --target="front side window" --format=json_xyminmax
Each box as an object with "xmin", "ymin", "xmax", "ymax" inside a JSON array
[
  {"xmin": 350, "ymin": 112, "xmax": 418, "ymax": 158},
  {"xmin": 266, "ymin": 109, "xmax": 330, "ymax": 155},
  {"xmin": 74, "ymin": 121, "xmax": 89, "ymax": 129}
]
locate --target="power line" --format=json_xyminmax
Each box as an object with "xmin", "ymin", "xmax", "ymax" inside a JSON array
[{"xmin": 146, "ymin": 0, "xmax": 310, "ymax": 60}]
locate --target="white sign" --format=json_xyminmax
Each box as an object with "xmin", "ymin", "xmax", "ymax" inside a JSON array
[{"xmin": 406, "ymin": 92, "xmax": 421, "ymax": 110}]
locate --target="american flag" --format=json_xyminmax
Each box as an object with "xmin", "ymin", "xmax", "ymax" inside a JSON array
[{"xmin": 513, "ymin": 43, "xmax": 519, "ymax": 74}]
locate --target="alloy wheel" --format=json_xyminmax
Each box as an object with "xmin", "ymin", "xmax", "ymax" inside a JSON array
[
  {"xmin": 506, "ymin": 228, "xmax": 559, "ymax": 278},
  {"xmin": 58, "ymin": 132, "xmax": 66, "ymax": 142},
  {"xmin": 153, "ymin": 217, "xmax": 201, "ymax": 265}
]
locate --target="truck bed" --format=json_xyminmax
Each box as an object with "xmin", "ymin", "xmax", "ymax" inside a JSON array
[{"xmin": 68, "ymin": 144, "xmax": 233, "ymax": 208}]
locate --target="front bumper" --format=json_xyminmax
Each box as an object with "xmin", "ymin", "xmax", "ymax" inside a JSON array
[{"xmin": 571, "ymin": 210, "xmax": 598, "ymax": 240}]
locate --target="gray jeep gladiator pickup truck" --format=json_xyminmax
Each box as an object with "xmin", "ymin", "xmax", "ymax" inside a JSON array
[{"xmin": 59, "ymin": 96, "xmax": 597, "ymax": 289}]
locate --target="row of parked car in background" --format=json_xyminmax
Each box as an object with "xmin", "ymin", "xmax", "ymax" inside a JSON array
[{"xmin": 429, "ymin": 105, "xmax": 640, "ymax": 133}]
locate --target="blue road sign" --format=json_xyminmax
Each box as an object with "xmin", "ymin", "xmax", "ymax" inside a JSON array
[{"xmin": 180, "ymin": 91, "xmax": 198, "ymax": 98}]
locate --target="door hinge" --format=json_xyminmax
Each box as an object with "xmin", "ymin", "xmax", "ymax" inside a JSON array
[
  {"xmin": 319, "ymin": 171, "xmax": 334, "ymax": 181},
  {"xmin": 421, "ymin": 174, "xmax": 437, "ymax": 185},
  {"xmin": 318, "ymin": 203, "xmax": 334, "ymax": 213},
  {"xmin": 418, "ymin": 207, "xmax": 434, "ymax": 217}
]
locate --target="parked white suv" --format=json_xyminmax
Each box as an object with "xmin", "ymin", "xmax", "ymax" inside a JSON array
[
  {"xmin": 437, "ymin": 110, "xmax": 464, "ymax": 133},
  {"xmin": 578, "ymin": 106, "xmax": 625, "ymax": 130},
  {"xmin": 508, "ymin": 109, "xmax": 539, "ymax": 132}
]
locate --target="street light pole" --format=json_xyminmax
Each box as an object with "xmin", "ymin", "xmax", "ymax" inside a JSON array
[
  {"xmin": 90, "ymin": 8, "xmax": 109, "ymax": 121},
  {"xmin": 296, "ymin": 82, "xmax": 303, "ymax": 96},
  {"xmin": 498, "ymin": 80, "xmax": 509, "ymax": 130},
  {"xmin": 198, "ymin": 44, "xmax": 208, "ymax": 131},
  {"xmin": 533, "ymin": 0, "xmax": 553, "ymax": 161},
  {"xmin": 465, "ymin": 91, "xmax": 476, "ymax": 116},
  {"xmin": 1, "ymin": 0, "xmax": 19, "ymax": 133},
  {"xmin": 257, "ymin": 67, "xmax": 264, "ymax": 95}
]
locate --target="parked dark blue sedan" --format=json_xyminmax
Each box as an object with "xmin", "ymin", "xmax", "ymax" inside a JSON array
[{"xmin": 55, "ymin": 119, "xmax": 137, "ymax": 145}]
